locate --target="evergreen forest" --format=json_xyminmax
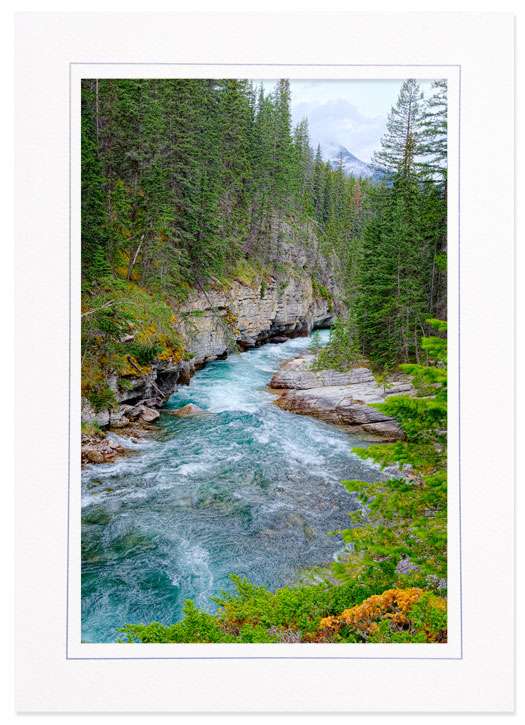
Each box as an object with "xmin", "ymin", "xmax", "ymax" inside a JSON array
[{"xmin": 81, "ymin": 78, "xmax": 449, "ymax": 644}]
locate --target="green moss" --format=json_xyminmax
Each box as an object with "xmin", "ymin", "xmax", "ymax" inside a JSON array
[
  {"xmin": 230, "ymin": 258, "xmax": 259, "ymax": 287},
  {"xmin": 85, "ymin": 383, "xmax": 116, "ymax": 412}
]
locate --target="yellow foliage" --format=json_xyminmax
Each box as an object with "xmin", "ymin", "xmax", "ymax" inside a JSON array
[
  {"xmin": 119, "ymin": 360, "xmax": 149, "ymax": 377},
  {"xmin": 318, "ymin": 588, "xmax": 446, "ymax": 642},
  {"xmin": 231, "ymin": 258, "xmax": 259, "ymax": 287},
  {"xmin": 114, "ymin": 265, "xmax": 129, "ymax": 279}
]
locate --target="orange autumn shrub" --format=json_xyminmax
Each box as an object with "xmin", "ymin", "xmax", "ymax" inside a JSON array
[{"xmin": 317, "ymin": 588, "xmax": 447, "ymax": 643}]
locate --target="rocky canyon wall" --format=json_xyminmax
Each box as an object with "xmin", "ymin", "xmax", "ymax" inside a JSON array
[{"xmin": 81, "ymin": 234, "xmax": 341, "ymax": 428}]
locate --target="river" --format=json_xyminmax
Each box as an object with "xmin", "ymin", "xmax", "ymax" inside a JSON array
[{"xmin": 81, "ymin": 330, "xmax": 384, "ymax": 642}]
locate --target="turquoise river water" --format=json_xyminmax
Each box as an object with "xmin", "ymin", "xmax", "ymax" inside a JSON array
[{"xmin": 81, "ymin": 330, "xmax": 384, "ymax": 642}]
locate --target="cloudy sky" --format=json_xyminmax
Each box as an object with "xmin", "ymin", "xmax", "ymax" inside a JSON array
[{"xmin": 261, "ymin": 79, "xmax": 436, "ymax": 163}]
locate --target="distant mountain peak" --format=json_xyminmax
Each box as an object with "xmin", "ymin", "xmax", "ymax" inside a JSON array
[{"xmin": 324, "ymin": 144, "xmax": 383, "ymax": 181}]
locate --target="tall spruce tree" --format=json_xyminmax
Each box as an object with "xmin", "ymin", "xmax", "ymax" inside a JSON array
[
  {"xmin": 371, "ymin": 78, "xmax": 425, "ymax": 177},
  {"xmin": 354, "ymin": 79, "xmax": 447, "ymax": 367}
]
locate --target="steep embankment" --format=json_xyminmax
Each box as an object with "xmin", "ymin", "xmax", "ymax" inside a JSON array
[{"xmin": 81, "ymin": 230, "xmax": 341, "ymax": 433}]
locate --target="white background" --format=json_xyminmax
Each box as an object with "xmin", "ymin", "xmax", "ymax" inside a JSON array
[{"xmin": 8, "ymin": 0, "xmax": 519, "ymax": 721}]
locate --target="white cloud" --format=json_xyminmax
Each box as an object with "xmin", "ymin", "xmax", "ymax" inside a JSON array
[
  {"xmin": 258, "ymin": 78, "xmax": 437, "ymax": 163},
  {"xmin": 292, "ymin": 98, "xmax": 386, "ymax": 162}
]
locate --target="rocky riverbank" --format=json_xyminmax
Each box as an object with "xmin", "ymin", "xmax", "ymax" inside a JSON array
[
  {"xmin": 81, "ymin": 427, "xmax": 127, "ymax": 465},
  {"xmin": 270, "ymin": 355, "xmax": 413, "ymax": 440},
  {"xmin": 81, "ymin": 233, "xmax": 342, "ymax": 459}
]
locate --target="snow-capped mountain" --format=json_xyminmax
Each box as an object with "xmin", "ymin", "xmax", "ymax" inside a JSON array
[{"xmin": 324, "ymin": 144, "xmax": 384, "ymax": 181}]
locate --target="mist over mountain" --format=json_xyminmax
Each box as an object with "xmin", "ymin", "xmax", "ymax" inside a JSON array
[{"xmin": 325, "ymin": 144, "xmax": 385, "ymax": 182}]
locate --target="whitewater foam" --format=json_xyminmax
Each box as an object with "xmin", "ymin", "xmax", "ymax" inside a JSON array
[{"xmin": 81, "ymin": 330, "xmax": 387, "ymax": 642}]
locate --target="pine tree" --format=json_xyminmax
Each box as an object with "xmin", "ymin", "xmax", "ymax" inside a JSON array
[
  {"xmin": 420, "ymin": 80, "xmax": 448, "ymax": 184},
  {"xmin": 371, "ymin": 78, "xmax": 425, "ymax": 177},
  {"xmin": 81, "ymin": 80, "xmax": 111, "ymax": 281},
  {"xmin": 273, "ymin": 79, "xmax": 294, "ymax": 209},
  {"xmin": 292, "ymin": 118, "xmax": 314, "ymax": 213},
  {"xmin": 332, "ymin": 320, "xmax": 447, "ymax": 589},
  {"xmin": 421, "ymin": 80, "xmax": 448, "ymax": 320},
  {"xmin": 218, "ymin": 79, "xmax": 253, "ymax": 249},
  {"xmin": 312, "ymin": 144, "xmax": 325, "ymax": 224},
  {"xmin": 353, "ymin": 79, "xmax": 447, "ymax": 367}
]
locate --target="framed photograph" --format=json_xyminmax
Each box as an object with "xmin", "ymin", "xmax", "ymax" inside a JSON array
[{"xmin": 14, "ymin": 11, "xmax": 515, "ymax": 713}]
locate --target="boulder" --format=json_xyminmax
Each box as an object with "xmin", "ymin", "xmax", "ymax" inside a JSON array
[
  {"xmin": 140, "ymin": 406, "xmax": 161, "ymax": 423},
  {"xmin": 106, "ymin": 439, "xmax": 125, "ymax": 452},
  {"xmin": 109, "ymin": 416, "xmax": 130, "ymax": 428},
  {"xmin": 125, "ymin": 405, "xmax": 144, "ymax": 420},
  {"xmin": 109, "ymin": 404, "xmax": 136, "ymax": 425},
  {"xmin": 82, "ymin": 433, "xmax": 128, "ymax": 466},
  {"xmin": 173, "ymin": 403, "xmax": 206, "ymax": 417},
  {"xmin": 85, "ymin": 448, "xmax": 105, "ymax": 464},
  {"xmin": 119, "ymin": 404, "xmax": 159, "ymax": 423},
  {"xmin": 237, "ymin": 335, "xmax": 257, "ymax": 349}
]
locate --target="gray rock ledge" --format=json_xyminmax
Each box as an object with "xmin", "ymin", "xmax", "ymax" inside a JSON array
[{"xmin": 270, "ymin": 356, "xmax": 413, "ymax": 441}]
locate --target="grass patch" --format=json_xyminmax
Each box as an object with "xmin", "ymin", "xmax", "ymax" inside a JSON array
[{"xmin": 230, "ymin": 258, "xmax": 260, "ymax": 287}]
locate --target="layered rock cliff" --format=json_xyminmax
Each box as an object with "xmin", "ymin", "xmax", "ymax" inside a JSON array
[
  {"xmin": 179, "ymin": 222, "xmax": 340, "ymax": 364},
  {"xmin": 180, "ymin": 273, "xmax": 336, "ymax": 364},
  {"xmin": 81, "ymin": 231, "xmax": 342, "ymax": 429}
]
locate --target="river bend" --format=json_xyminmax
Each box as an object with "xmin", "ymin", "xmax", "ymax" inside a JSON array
[{"xmin": 81, "ymin": 331, "xmax": 383, "ymax": 642}]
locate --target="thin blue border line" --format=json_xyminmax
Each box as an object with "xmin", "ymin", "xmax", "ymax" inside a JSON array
[
  {"xmin": 69, "ymin": 62, "xmax": 462, "ymax": 660},
  {"xmin": 66, "ymin": 60, "xmax": 72, "ymax": 660},
  {"xmin": 457, "ymin": 64, "xmax": 463, "ymax": 660},
  {"xmin": 71, "ymin": 62, "xmax": 461, "ymax": 67},
  {"xmin": 67, "ymin": 642, "xmax": 463, "ymax": 661}
]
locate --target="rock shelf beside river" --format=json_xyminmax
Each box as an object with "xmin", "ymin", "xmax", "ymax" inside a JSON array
[{"xmin": 270, "ymin": 355, "xmax": 413, "ymax": 440}]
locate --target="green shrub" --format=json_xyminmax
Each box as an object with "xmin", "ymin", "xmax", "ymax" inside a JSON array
[
  {"xmin": 86, "ymin": 383, "xmax": 116, "ymax": 412},
  {"xmin": 118, "ymin": 574, "xmax": 390, "ymax": 644},
  {"xmin": 124, "ymin": 342, "xmax": 163, "ymax": 365}
]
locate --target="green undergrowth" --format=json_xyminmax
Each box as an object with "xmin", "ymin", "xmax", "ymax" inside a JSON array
[
  {"xmin": 80, "ymin": 421, "xmax": 105, "ymax": 438},
  {"xmin": 229, "ymin": 257, "xmax": 262, "ymax": 287},
  {"xmin": 309, "ymin": 318, "xmax": 363, "ymax": 371},
  {"xmin": 116, "ymin": 322, "xmax": 447, "ymax": 644},
  {"xmin": 118, "ymin": 571, "xmax": 446, "ymax": 644},
  {"xmin": 81, "ymin": 277, "xmax": 185, "ymax": 411},
  {"xmin": 118, "ymin": 575, "xmax": 391, "ymax": 644}
]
